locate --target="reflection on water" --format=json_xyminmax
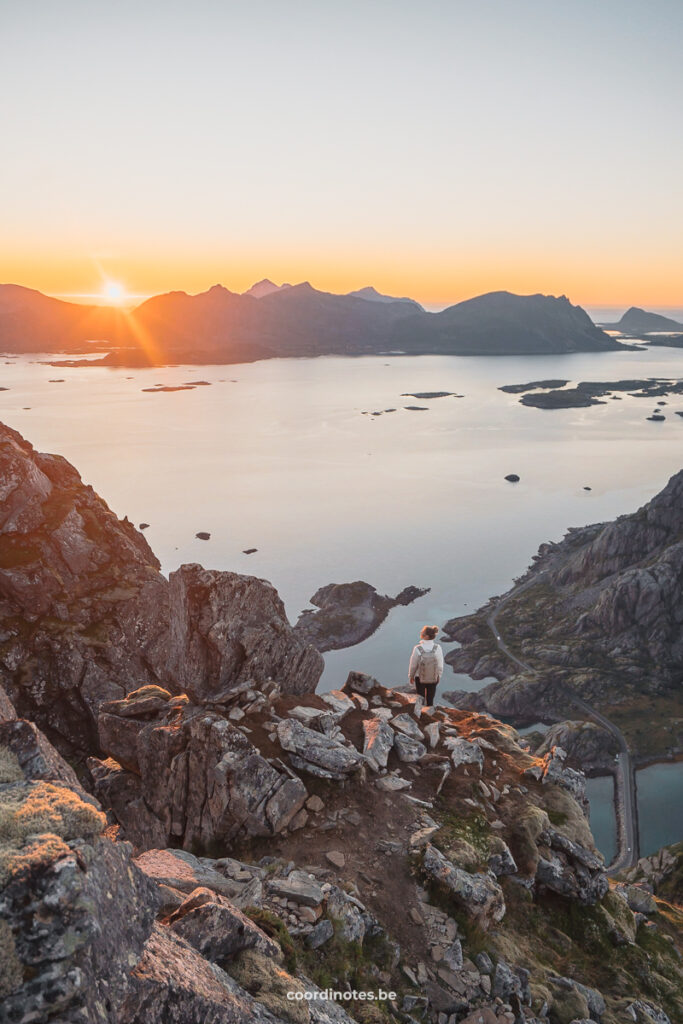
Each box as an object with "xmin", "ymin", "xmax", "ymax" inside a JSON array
[
  {"xmin": 2, "ymin": 347, "xmax": 683, "ymax": 697},
  {"xmin": 585, "ymin": 762, "xmax": 683, "ymax": 863},
  {"xmin": 585, "ymin": 775, "xmax": 617, "ymax": 865},
  {"xmin": 635, "ymin": 761, "xmax": 683, "ymax": 856}
]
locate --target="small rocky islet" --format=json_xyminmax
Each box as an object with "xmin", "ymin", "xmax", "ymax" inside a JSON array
[
  {"xmin": 294, "ymin": 581, "xmax": 430, "ymax": 652},
  {"xmin": 0, "ymin": 421, "xmax": 681, "ymax": 1024}
]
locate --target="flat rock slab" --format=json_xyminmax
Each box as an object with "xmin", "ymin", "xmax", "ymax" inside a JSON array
[
  {"xmin": 135, "ymin": 849, "xmax": 240, "ymax": 898},
  {"xmin": 391, "ymin": 713, "xmax": 424, "ymax": 741},
  {"xmin": 267, "ymin": 871, "xmax": 324, "ymax": 907},
  {"xmin": 394, "ymin": 733, "xmax": 427, "ymax": 762},
  {"xmin": 277, "ymin": 718, "xmax": 364, "ymax": 775},
  {"xmin": 376, "ymin": 774, "xmax": 412, "ymax": 791},
  {"xmin": 445, "ymin": 737, "xmax": 484, "ymax": 772}
]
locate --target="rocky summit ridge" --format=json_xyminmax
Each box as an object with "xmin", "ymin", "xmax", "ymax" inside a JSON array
[{"xmin": 1, "ymin": 423, "xmax": 682, "ymax": 1024}]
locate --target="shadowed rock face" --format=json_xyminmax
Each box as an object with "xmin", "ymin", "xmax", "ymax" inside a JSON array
[{"xmin": 0, "ymin": 423, "xmax": 322, "ymax": 753}]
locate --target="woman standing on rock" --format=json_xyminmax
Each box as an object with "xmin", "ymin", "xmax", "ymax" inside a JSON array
[{"xmin": 408, "ymin": 625, "xmax": 444, "ymax": 706}]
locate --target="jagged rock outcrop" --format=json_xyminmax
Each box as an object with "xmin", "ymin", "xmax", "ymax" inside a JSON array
[
  {"xmin": 89, "ymin": 685, "xmax": 308, "ymax": 849},
  {"xmin": 535, "ymin": 720, "xmax": 618, "ymax": 771},
  {"xmin": 421, "ymin": 843, "xmax": 506, "ymax": 930},
  {"xmin": 623, "ymin": 840, "xmax": 683, "ymax": 906},
  {"xmin": 163, "ymin": 564, "xmax": 323, "ymax": 702},
  {"xmin": 0, "ymin": 713, "xmax": 358, "ymax": 1023},
  {"xmin": 0, "ymin": 424, "xmax": 322, "ymax": 754}
]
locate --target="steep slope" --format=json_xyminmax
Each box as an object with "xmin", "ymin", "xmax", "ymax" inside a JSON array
[
  {"xmin": 0, "ymin": 422, "xmax": 322, "ymax": 753},
  {"xmin": 442, "ymin": 470, "xmax": 683, "ymax": 758},
  {"xmin": 0, "ymin": 283, "xmax": 130, "ymax": 352}
]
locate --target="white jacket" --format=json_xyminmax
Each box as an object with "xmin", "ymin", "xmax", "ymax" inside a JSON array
[{"xmin": 408, "ymin": 639, "xmax": 444, "ymax": 684}]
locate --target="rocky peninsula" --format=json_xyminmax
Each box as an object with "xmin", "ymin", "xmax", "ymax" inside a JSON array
[
  {"xmin": 1, "ymin": 422, "xmax": 681, "ymax": 1024},
  {"xmin": 442, "ymin": 471, "xmax": 683, "ymax": 761}
]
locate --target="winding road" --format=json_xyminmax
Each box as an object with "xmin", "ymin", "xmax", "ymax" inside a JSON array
[{"xmin": 485, "ymin": 573, "xmax": 639, "ymax": 874}]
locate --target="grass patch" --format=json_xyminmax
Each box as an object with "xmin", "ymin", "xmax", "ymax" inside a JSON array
[
  {"xmin": 244, "ymin": 906, "xmax": 298, "ymax": 973},
  {"xmin": 547, "ymin": 809, "xmax": 569, "ymax": 827},
  {"xmin": 0, "ymin": 781, "xmax": 105, "ymax": 887},
  {"xmin": 294, "ymin": 918, "xmax": 398, "ymax": 1021},
  {"xmin": 432, "ymin": 804, "xmax": 492, "ymax": 868}
]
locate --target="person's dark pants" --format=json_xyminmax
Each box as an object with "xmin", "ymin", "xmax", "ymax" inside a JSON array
[{"xmin": 414, "ymin": 677, "xmax": 437, "ymax": 706}]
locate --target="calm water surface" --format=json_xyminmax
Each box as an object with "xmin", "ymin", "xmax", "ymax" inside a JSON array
[
  {"xmin": 584, "ymin": 775, "xmax": 617, "ymax": 865},
  {"xmin": 2, "ymin": 347, "xmax": 683, "ymax": 693},
  {"xmin": 635, "ymin": 762, "xmax": 683, "ymax": 856},
  {"xmin": 3, "ymin": 347, "xmax": 683, "ymax": 852}
]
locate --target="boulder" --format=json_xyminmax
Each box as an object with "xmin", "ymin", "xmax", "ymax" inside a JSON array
[
  {"xmin": 343, "ymin": 671, "xmax": 378, "ymax": 695},
  {"xmin": 445, "ymin": 736, "xmax": 485, "ymax": 772},
  {"xmin": 120, "ymin": 925, "xmax": 283, "ymax": 1024},
  {"xmin": 307, "ymin": 918, "xmax": 334, "ymax": 948},
  {"xmin": 394, "ymin": 732, "xmax": 427, "ymax": 762},
  {"xmin": 536, "ymin": 828, "xmax": 608, "ymax": 904},
  {"xmin": 422, "ymin": 843, "xmax": 505, "ymax": 929},
  {"xmin": 362, "ymin": 717, "xmax": 394, "ymax": 770},
  {"xmin": 277, "ymin": 718, "xmax": 364, "ymax": 777},
  {"xmin": 391, "ymin": 713, "xmax": 424, "ymax": 740},
  {"xmin": 166, "ymin": 887, "xmax": 281, "ymax": 962},
  {"xmin": 135, "ymin": 849, "xmax": 244, "ymax": 898},
  {"xmin": 623, "ymin": 884, "xmax": 657, "ymax": 914},
  {"xmin": 267, "ymin": 871, "xmax": 324, "ymax": 907}
]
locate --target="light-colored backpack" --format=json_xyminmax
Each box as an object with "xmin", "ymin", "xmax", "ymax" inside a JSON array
[{"xmin": 416, "ymin": 643, "xmax": 440, "ymax": 684}]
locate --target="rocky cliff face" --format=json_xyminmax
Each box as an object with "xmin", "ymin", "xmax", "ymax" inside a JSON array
[
  {"xmin": 1, "ymin": 424, "xmax": 682, "ymax": 1024},
  {"xmin": 2, "ymin": 669, "xmax": 681, "ymax": 1024},
  {"xmin": 0, "ymin": 423, "xmax": 322, "ymax": 753},
  {"xmin": 443, "ymin": 471, "xmax": 683, "ymax": 759}
]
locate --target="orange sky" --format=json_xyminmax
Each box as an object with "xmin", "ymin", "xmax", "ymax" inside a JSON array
[
  {"xmin": 2, "ymin": 2, "xmax": 682, "ymax": 312},
  {"xmin": 3, "ymin": 245, "xmax": 682, "ymax": 312}
]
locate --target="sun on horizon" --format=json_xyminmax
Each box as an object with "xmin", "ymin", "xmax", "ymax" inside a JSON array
[{"xmin": 102, "ymin": 281, "xmax": 125, "ymax": 303}]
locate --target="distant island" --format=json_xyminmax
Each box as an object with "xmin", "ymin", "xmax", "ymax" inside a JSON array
[
  {"xmin": 500, "ymin": 378, "xmax": 683, "ymax": 410},
  {"xmin": 0, "ymin": 281, "xmax": 630, "ymax": 366},
  {"xmin": 601, "ymin": 305, "xmax": 683, "ymax": 335}
]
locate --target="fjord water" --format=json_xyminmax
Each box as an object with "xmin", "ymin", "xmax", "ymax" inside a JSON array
[{"xmin": 2, "ymin": 347, "xmax": 683, "ymax": 857}]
